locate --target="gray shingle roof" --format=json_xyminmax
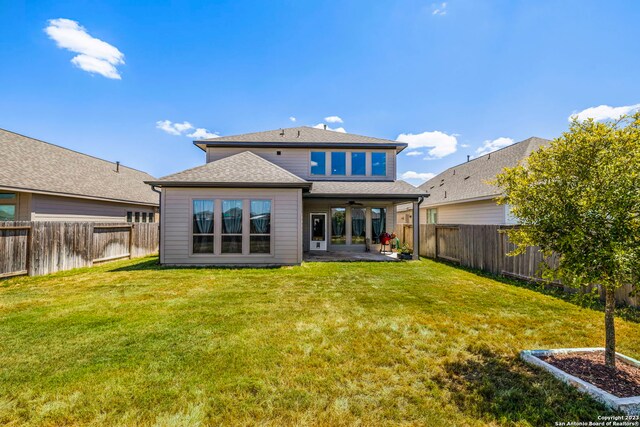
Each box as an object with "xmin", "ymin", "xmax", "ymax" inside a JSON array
[
  {"xmin": 0, "ymin": 128, "xmax": 158, "ymax": 205},
  {"xmin": 419, "ymin": 137, "xmax": 549, "ymax": 207},
  {"xmin": 306, "ymin": 180, "xmax": 427, "ymax": 199},
  {"xmin": 195, "ymin": 126, "xmax": 407, "ymax": 151},
  {"xmin": 147, "ymin": 151, "xmax": 311, "ymax": 187}
]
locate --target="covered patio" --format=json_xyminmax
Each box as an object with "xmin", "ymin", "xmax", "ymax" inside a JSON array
[{"xmin": 302, "ymin": 181, "xmax": 428, "ymax": 260}]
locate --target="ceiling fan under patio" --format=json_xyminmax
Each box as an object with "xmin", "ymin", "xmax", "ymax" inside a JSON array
[{"xmin": 344, "ymin": 200, "xmax": 363, "ymax": 206}]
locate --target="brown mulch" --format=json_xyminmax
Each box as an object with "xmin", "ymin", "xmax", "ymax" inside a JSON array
[{"xmin": 539, "ymin": 351, "xmax": 640, "ymax": 398}]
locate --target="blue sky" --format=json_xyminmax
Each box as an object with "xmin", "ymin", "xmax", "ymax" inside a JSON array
[{"xmin": 1, "ymin": 0, "xmax": 639, "ymax": 183}]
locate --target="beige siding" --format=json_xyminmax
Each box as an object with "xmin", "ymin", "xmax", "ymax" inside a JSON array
[
  {"xmin": 161, "ymin": 187, "xmax": 302, "ymax": 266},
  {"xmin": 434, "ymin": 199, "xmax": 506, "ymax": 224},
  {"xmin": 303, "ymin": 200, "xmax": 397, "ymax": 252},
  {"xmin": 31, "ymin": 193, "xmax": 156, "ymax": 222},
  {"xmin": 17, "ymin": 192, "xmax": 32, "ymax": 220},
  {"xmin": 206, "ymin": 147, "xmax": 397, "ymax": 181}
]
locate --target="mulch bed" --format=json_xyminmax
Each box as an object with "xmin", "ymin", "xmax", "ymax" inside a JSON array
[{"xmin": 539, "ymin": 351, "xmax": 640, "ymax": 398}]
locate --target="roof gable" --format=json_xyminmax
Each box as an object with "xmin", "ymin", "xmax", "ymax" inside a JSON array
[
  {"xmin": 420, "ymin": 137, "xmax": 550, "ymax": 206},
  {"xmin": 0, "ymin": 128, "xmax": 158, "ymax": 205},
  {"xmin": 148, "ymin": 151, "xmax": 310, "ymax": 187}
]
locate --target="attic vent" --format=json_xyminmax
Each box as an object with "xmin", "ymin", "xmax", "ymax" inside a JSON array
[
  {"xmin": 467, "ymin": 155, "xmax": 470, "ymax": 162},
  {"xmin": 323, "ymin": 124, "xmax": 327, "ymax": 130},
  {"xmin": 297, "ymin": 130, "xmax": 301, "ymax": 138},
  {"xmin": 115, "ymin": 161, "xmax": 120, "ymax": 173},
  {"xmin": 430, "ymin": 186, "xmax": 435, "ymax": 190},
  {"xmin": 488, "ymin": 153, "xmax": 491, "ymax": 160},
  {"xmin": 464, "ymin": 176, "xmax": 470, "ymax": 180},
  {"xmin": 280, "ymin": 129, "xmax": 285, "ymax": 136},
  {"xmin": 439, "ymin": 182, "xmax": 444, "ymax": 187},
  {"xmin": 444, "ymin": 191, "xmax": 447, "ymax": 198}
]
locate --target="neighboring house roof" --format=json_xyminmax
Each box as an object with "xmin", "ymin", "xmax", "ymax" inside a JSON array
[
  {"xmin": 146, "ymin": 151, "xmax": 312, "ymax": 188},
  {"xmin": 0, "ymin": 128, "xmax": 158, "ymax": 206},
  {"xmin": 410, "ymin": 137, "xmax": 550, "ymax": 209},
  {"xmin": 194, "ymin": 126, "xmax": 407, "ymax": 152},
  {"xmin": 306, "ymin": 180, "xmax": 427, "ymax": 200}
]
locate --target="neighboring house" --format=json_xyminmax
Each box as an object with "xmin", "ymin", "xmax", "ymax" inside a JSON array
[
  {"xmin": 397, "ymin": 137, "xmax": 549, "ymax": 225},
  {"xmin": 0, "ymin": 128, "xmax": 159, "ymax": 222},
  {"xmin": 146, "ymin": 126, "xmax": 427, "ymax": 266}
]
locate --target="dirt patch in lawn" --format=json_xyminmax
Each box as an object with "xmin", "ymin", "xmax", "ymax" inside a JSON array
[{"xmin": 540, "ymin": 351, "xmax": 640, "ymax": 398}]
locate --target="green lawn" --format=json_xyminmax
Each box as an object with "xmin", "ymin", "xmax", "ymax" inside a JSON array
[{"xmin": 1, "ymin": 257, "xmax": 638, "ymax": 426}]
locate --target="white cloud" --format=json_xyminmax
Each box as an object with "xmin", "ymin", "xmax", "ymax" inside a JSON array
[
  {"xmin": 156, "ymin": 120, "xmax": 193, "ymax": 136},
  {"xmin": 289, "ymin": 116, "xmax": 297, "ymax": 122},
  {"xmin": 460, "ymin": 144, "xmax": 470, "ymax": 148},
  {"xmin": 313, "ymin": 123, "xmax": 346, "ymax": 133},
  {"xmin": 396, "ymin": 130, "xmax": 457, "ymax": 159},
  {"xmin": 476, "ymin": 137, "xmax": 514, "ymax": 156},
  {"xmin": 400, "ymin": 171, "xmax": 436, "ymax": 184},
  {"xmin": 45, "ymin": 18, "xmax": 125, "ymax": 79},
  {"xmin": 156, "ymin": 120, "xmax": 218, "ymax": 139},
  {"xmin": 405, "ymin": 151, "xmax": 424, "ymax": 156},
  {"xmin": 569, "ymin": 104, "xmax": 640, "ymax": 122},
  {"xmin": 432, "ymin": 2, "xmax": 447, "ymax": 15},
  {"xmin": 324, "ymin": 116, "xmax": 344, "ymax": 124},
  {"xmin": 187, "ymin": 128, "xmax": 219, "ymax": 139}
]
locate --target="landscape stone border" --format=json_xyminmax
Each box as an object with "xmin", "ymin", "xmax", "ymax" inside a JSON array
[{"xmin": 520, "ymin": 348, "xmax": 640, "ymax": 415}]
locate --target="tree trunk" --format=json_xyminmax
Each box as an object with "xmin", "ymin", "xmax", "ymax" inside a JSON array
[{"xmin": 604, "ymin": 287, "xmax": 616, "ymax": 369}]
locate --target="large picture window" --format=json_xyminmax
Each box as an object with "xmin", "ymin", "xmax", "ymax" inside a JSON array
[
  {"xmin": 351, "ymin": 207, "xmax": 366, "ymax": 244},
  {"xmin": 222, "ymin": 200, "xmax": 243, "ymax": 253},
  {"xmin": 351, "ymin": 152, "xmax": 366, "ymax": 175},
  {"xmin": 331, "ymin": 152, "xmax": 346, "ymax": 175},
  {"xmin": 310, "ymin": 152, "xmax": 326, "ymax": 175},
  {"xmin": 193, "ymin": 200, "xmax": 214, "ymax": 253},
  {"xmin": 331, "ymin": 207, "xmax": 346, "ymax": 245},
  {"xmin": 371, "ymin": 208, "xmax": 387, "ymax": 244},
  {"xmin": 371, "ymin": 152, "xmax": 386, "ymax": 176},
  {"xmin": 250, "ymin": 200, "xmax": 271, "ymax": 254}
]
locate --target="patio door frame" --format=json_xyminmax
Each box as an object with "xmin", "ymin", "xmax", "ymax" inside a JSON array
[{"xmin": 309, "ymin": 212, "xmax": 327, "ymax": 251}]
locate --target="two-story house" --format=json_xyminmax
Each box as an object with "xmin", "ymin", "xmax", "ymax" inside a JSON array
[{"xmin": 146, "ymin": 126, "xmax": 427, "ymax": 266}]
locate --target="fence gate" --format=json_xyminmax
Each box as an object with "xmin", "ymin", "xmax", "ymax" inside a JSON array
[
  {"xmin": 92, "ymin": 225, "xmax": 133, "ymax": 263},
  {"xmin": 0, "ymin": 225, "xmax": 31, "ymax": 278}
]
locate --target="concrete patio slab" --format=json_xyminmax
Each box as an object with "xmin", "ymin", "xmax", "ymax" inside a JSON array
[{"xmin": 303, "ymin": 251, "xmax": 400, "ymax": 262}]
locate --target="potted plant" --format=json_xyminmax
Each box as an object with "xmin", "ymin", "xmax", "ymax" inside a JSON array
[{"xmin": 398, "ymin": 244, "xmax": 412, "ymax": 260}]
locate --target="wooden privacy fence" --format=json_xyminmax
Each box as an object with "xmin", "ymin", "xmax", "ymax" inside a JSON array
[
  {"xmin": 402, "ymin": 223, "xmax": 637, "ymax": 307},
  {"xmin": 0, "ymin": 221, "xmax": 159, "ymax": 278}
]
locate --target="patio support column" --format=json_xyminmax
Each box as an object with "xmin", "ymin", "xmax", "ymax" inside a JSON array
[{"xmin": 412, "ymin": 201, "xmax": 420, "ymax": 260}]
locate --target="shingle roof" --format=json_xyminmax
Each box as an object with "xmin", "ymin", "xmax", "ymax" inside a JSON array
[
  {"xmin": 306, "ymin": 180, "xmax": 427, "ymax": 199},
  {"xmin": 147, "ymin": 151, "xmax": 311, "ymax": 187},
  {"xmin": 194, "ymin": 126, "xmax": 407, "ymax": 151},
  {"xmin": 0, "ymin": 128, "xmax": 158, "ymax": 205},
  {"xmin": 418, "ymin": 137, "xmax": 549, "ymax": 207}
]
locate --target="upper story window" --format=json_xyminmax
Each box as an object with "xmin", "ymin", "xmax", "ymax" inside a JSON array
[
  {"xmin": 310, "ymin": 152, "xmax": 326, "ymax": 175},
  {"xmin": 331, "ymin": 152, "xmax": 346, "ymax": 175},
  {"xmin": 351, "ymin": 152, "xmax": 366, "ymax": 176},
  {"xmin": 371, "ymin": 152, "xmax": 386, "ymax": 176}
]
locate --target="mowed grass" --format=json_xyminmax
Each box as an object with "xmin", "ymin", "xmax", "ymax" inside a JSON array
[{"xmin": 1, "ymin": 257, "xmax": 638, "ymax": 426}]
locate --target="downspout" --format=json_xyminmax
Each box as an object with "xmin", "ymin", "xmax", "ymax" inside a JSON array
[{"xmin": 151, "ymin": 185, "xmax": 161, "ymax": 264}]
